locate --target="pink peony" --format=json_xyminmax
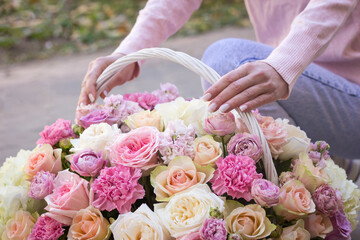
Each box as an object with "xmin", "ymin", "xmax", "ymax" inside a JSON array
[
  {"xmin": 91, "ymin": 165, "xmax": 145, "ymax": 213},
  {"xmin": 210, "ymin": 154, "xmax": 262, "ymax": 201},
  {"xmin": 44, "ymin": 170, "xmax": 90, "ymax": 225},
  {"xmin": 251, "ymin": 179, "xmax": 280, "ymax": 208},
  {"xmin": 69, "ymin": 149, "xmax": 107, "ymax": 177},
  {"xmin": 28, "ymin": 171, "xmax": 55, "ymax": 200},
  {"xmin": 152, "ymin": 82, "xmax": 179, "ymax": 103},
  {"xmin": 204, "ymin": 112, "xmax": 236, "ymax": 136},
  {"xmin": 325, "ymin": 209, "xmax": 352, "ymax": 240},
  {"xmin": 124, "ymin": 92, "xmax": 159, "ymax": 110},
  {"xmin": 37, "ymin": 118, "xmax": 76, "ymax": 146},
  {"xmin": 200, "ymin": 218, "xmax": 227, "ymax": 240},
  {"xmin": 227, "ymin": 133, "xmax": 263, "ymax": 163},
  {"xmin": 28, "ymin": 215, "xmax": 65, "ymax": 240},
  {"xmin": 313, "ymin": 184, "xmax": 343, "ymax": 216},
  {"xmin": 107, "ymin": 126, "xmax": 160, "ymax": 171},
  {"xmin": 79, "ymin": 109, "xmax": 117, "ymax": 128}
]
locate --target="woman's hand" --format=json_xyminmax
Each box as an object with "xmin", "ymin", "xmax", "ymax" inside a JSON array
[
  {"xmin": 78, "ymin": 53, "xmax": 139, "ymax": 105},
  {"xmin": 202, "ymin": 61, "xmax": 289, "ymax": 113}
]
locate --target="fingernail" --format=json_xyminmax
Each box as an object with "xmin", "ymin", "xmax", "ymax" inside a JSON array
[
  {"xmin": 201, "ymin": 93, "xmax": 212, "ymax": 101},
  {"xmin": 240, "ymin": 104, "xmax": 248, "ymax": 112},
  {"xmin": 88, "ymin": 93, "xmax": 95, "ymax": 103},
  {"xmin": 103, "ymin": 90, "xmax": 108, "ymax": 96},
  {"xmin": 208, "ymin": 102, "xmax": 217, "ymax": 112},
  {"xmin": 219, "ymin": 104, "xmax": 229, "ymax": 113}
]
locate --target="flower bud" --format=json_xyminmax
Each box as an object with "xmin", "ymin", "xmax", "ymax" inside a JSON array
[
  {"xmin": 72, "ymin": 124, "xmax": 84, "ymax": 136},
  {"xmin": 59, "ymin": 138, "xmax": 72, "ymax": 151},
  {"xmin": 209, "ymin": 207, "xmax": 224, "ymax": 219}
]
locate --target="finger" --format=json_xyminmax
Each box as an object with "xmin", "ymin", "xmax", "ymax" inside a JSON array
[
  {"xmin": 78, "ymin": 85, "xmax": 90, "ymax": 106},
  {"xmin": 202, "ymin": 64, "xmax": 249, "ymax": 101},
  {"xmin": 237, "ymin": 93, "xmax": 276, "ymax": 112}
]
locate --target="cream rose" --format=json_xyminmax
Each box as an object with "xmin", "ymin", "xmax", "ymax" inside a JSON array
[
  {"xmin": 293, "ymin": 152, "xmax": 329, "ymax": 193},
  {"xmin": 110, "ymin": 204, "xmax": 170, "ymax": 240},
  {"xmin": 225, "ymin": 204, "xmax": 276, "ymax": 240},
  {"xmin": 278, "ymin": 219, "xmax": 310, "ymax": 240},
  {"xmin": 1, "ymin": 210, "xmax": 36, "ymax": 240},
  {"xmin": 274, "ymin": 180, "xmax": 315, "ymax": 220},
  {"xmin": 193, "ymin": 135, "xmax": 222, "ymax": 166},
  {"xmin": 125, "ymin": 110, "xmax": 164, "ymax": 131},
  {"xmin": 276, "ymin": 119, "xmax": 311, "ymax": 161},
  {"xmin": 70, "ymin": 123, "xmax": 119, "ymax": 156},
  {"xmin": 154, "ymin": 184, "xmax": 225, "ymax": 238},
  {"xmin": 151, "ymin": 156, "xmax": 214, "ymax": 201}
]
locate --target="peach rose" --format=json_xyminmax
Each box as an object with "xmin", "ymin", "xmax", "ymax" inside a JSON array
[
  {"xmin": 293, "ymin": 153, "xmax": 329, "ymax": 193},
  {"xmin": 193, "ymin": 135, "xmax": 222, "ymax": 166},
  {"xmin": 225, "ymin": 204, "xmax": 276, "ymax": 240},
  {"xmin": 274, "ymin": 180, "xmax": 315, "ymax": 221},
  {"xmin": 278, "ymin": 219, "xmax": 310, "ymax": 240},
  {"xmin": 44, "ymin": 170, "xmax": 90, "ymax": 225},
  {"xmin": 125, "ymin": 110, "xmax": 164, "ymax": 131},
  {"xmin": 304, "ymin": 213, "xmax": 333, "ymax": 239},
  {"xmin": 68, "ymin": 206, "xmax": 110, "ymax": 240},
  {"xmin": 25, "ymin": 144, "xmax": 62, "ymax": 180},
  {"xmin": 150, "ymin": 156, "xmax": 214, "ymax": 201},
  {"xmin": 2, "ymin": 210, "xmax": 36, "ymax": 240}
]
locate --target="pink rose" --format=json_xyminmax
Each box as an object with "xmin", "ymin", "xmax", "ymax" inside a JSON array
[
  {"xmin": 28, "ymin": 171, "xmax": 55, "ymax": 200},
  {"xmin": 69, "ymin": 149, "xmax": 107, "ymax": 177},
  {"xmin": 251, "ymin": 179, "xmax": 280, "ymax": 208},
  {"xmin": 278, "ymin": 171, "xmax": 296, "ymax": 187},
  {"xmin": 304, "ymin": 213, "xmax": 333, "ymax": 239},
  {"xmin": 176, "ymin": 231, "xmax": 202, "ymax": 240},
  {"xmin": 28, "ymin": 215, "xmax": 65, "ymax": 240},
  {"xmin": 91, "ymin": 165, "xmax": 145, "ymax": 213},
  {"xmin": 124, "ymin": 92, "xmax": 159, "ymax": 110},
  {"xmin": 254, "ymin": 111, "xmax": 287, "ymax": 159},
  {"xmin": 274, "ymin": 179, "xmax": 316, "ymax": 220},
  {"xmin": 37, "ymin": 118, "xmax": 76, "ymax": 146},
  {"xmin": 227, "ymin": 133, "xmax": 263, "ymax": 163},
  {"xmin": 44, "ymin": 170, "xmax": 90, "ymax": 225},
  {"xmin": 210, "ymin": 154, "xmax": 262, "ymax": 201},
  {"xmin": 107, "ymin": 126, "xmax": 160, "ymax": 172},
  {"xmin": 76, "ymin": 103, "xmax": 101, "ymax": 125},
  {"xmin": 25, "ymin": 144, "xmax": 62, "ymax": 180},
  {"xmin": 78, "ymin": 109, "xmax": 117, "ymax": 129},
  {"xmin": 1, "ymin": 210, "xmax": 36, "ymax": 240},
  {"xmin": 204, "ymin": 112, "xmax": 236, "ymax": 136}
]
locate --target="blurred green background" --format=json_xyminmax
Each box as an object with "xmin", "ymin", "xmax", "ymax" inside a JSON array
[{"xmin": 0, "ymin": 0, "xmax": 249, "ymax": 64}]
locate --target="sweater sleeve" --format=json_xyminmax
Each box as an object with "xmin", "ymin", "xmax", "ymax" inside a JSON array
[
  {"xmin": 262, "ymin": 0, "xmax": 359, "ymax": 98},
  {"xmin": 114, "ymin": 0, "xmax": 202, "ymax": 55}
]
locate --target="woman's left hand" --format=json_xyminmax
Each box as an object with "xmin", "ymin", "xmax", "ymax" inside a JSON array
[{"xmin": 202, "ymin": 61, "xmax": 289, "ymax": 113}]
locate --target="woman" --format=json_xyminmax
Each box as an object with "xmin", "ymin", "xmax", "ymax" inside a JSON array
[{"xmin": 78, "ymin": 0, "xmax": 360, "ymax": 162}]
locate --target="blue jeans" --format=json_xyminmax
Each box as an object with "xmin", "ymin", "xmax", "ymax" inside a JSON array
[{"xmin": 201, "ymin": 38, "xmax": 360, "ymax": 159}]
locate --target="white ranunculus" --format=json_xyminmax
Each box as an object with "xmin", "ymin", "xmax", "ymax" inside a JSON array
[
  {"xmin": 155, "ymin": 97, "xmax": 208, "ymax": 136},
  {"xmin": 110, "ymin": 204, "xmax": 170, "ymax": 240},
  {"xmin": 70, "ymin": 123, "xmax": 120, "ymax": 156},
  {"xmin": 324, "ymin": 159, "xmax": 360, "ymax": 229},
  {"xmin": 276, "ymin": 119, "xmax": 311, "ymax": 161},
  {"xmin": 154, "ymin": 184, "xmax": 225, "ymax": 238},
  {"xmin": 0, "ymin": 150, "xmax": 32, "ymax": 188}
]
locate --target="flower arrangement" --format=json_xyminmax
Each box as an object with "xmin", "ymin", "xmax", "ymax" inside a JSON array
[{"xmin": 0, "ymin": 82, "xmax": 359, "ymax": 240}]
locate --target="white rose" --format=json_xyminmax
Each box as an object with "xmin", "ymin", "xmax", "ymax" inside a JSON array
[
  {"xmin": 155, "ymin": 97, "xmax": 208, "ymax": 136},
  {"xmin": 0, "ymin": 150, "xmax": 32, "ymax": 188},
  {"xmin": 0, "ymin": 186, "xmax": 29, "ymax": 236},
  {"xmin": 110, "ymin": 204, "xmax": 170, "ymax": 240},
  {"xmin": 154, "ymin": 184, "xmax": 225, "ymax": 238},
  {"xmin": 276, "ymin": 119, "xmax": 311, "ymax": 161},
  {"xmin": 70, "ymin": 123, "xmax": 120, "ymax": 156}
]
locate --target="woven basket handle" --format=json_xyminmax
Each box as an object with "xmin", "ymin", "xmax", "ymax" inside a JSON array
[{"xmin": 96, "ymin": 47, "xmax": 278, "ymax": 185}]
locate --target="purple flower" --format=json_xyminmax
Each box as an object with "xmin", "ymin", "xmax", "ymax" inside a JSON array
[
  {"xmin": 79, "ymin": 109, "xmax": 117, "ymax": 128},
  {"xmin": 37, "ymin": 118, "xmax": 75, "ymax": 146},
  {"xmin": 251, "ymin": 179, "xmax": 280, "ymax": 208},
  {"xmin": 69, "ymin": 149, "xmax": 107, "ymax": 177},
  {"xmin": 313, "ymin": 184, "xmax": 343, "ymax": 216},
  {"xmin": 28, "ymin": 171, "xmax": 55, "ymax": 200},
  {"xmin": 227, "ymin": 133, "xmax": 263, "ymax": 163},
  {"xmin": 200, "ymin": 218, "xmax": 227, "ymax": 240},
  {"xmin": 91, "ymin": 165, "xmax": 145, "ymax": 213},
  {"xmin": 309, "ymin": 141, "xmax": 330, "ymax": 168},
  {"xmin": 28, "ymin": 215, "xmax": 64, "ymax": 240},
  {"xmin": 152, "ymin": 82, "xmax": 179, "ymax": 103},
  {"xmin": 325, "ymin": 209, "xmax": 352, "ymax": 240}
]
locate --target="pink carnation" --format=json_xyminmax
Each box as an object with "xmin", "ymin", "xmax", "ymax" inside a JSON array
[
  {"xmin": 200, "ymin": 218, "xmax": 227, "ymax": 240},
  {"xmin": 28, "ymin": 171, "xmax": 55, "ymax": 200},
  {"xmin": 210, "ymin": 154, "xmax": 262, "ymax": 201},
  {"xmin": 91, "ymin": 165, "xmax": 145, "ymax": 213},
  {"xmin": 152, "ymin": 82, "xmax": 179, "ymax": 103},
  {"xmin": 124, "ymin": 92, "xmax": 159, "ymax": 110},
  {"xmin": 28, "ymin": 215, "xmax": 64, "ymax": 240},
  {"xmin": 36, "ymin": 118, "xmax": 75, "ymax": 146}
]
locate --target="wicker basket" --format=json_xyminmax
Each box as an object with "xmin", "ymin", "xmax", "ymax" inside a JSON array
[{"xmin": 96, "ymin": 47, "xmax": 278, "ymax": 185}]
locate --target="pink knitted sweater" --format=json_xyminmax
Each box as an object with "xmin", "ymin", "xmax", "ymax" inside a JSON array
[{"xmin": 115, "ymin": 0, "xmax": 360, "ymax": 93}]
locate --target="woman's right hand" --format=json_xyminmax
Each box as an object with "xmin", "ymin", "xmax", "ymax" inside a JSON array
[{"xmin": 78, "ymin": 52, "xmax": 139, "ymax": 105}]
